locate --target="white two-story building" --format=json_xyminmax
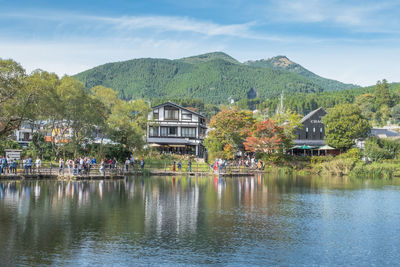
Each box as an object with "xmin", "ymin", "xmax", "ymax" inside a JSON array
[{"xmin": 147, "ymin": 102, "xmax": 207, "ymax": 158}]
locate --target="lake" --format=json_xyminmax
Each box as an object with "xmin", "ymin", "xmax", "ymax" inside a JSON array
[{"xmin": 1, "ymin": 175, "xmax": 400, "ymax": 266}]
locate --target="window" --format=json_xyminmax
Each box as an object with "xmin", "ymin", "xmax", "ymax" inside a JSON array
[
  {"xmin": 313, "ymin": 127, "xmax": 316, "ymax": 133},
  {"xmin": 169, "ymin": 127, "xmax": 177, "ymax": 136},
  {"xmin": 161, "ymin": 127, "xmax": 168, "ymax": 136},
  {"xmin": 199, "ymin": 127, "xmax": 206, "ymax": 138},
  {"xmin": 22, "ymin": 132, "xmax": 30, "ymax": 141},
  {"xmin": 182, "ymin": 113, "xmax": 192, "ymax": 120},
  {"xmin": 164, "ymin": 108, "xmax": 179, "ymax": 120},
  {"xmin": 149, "ymin": 126, "xmax": 159, "ymax": 137},
  {"xmin": 153, "ymin": 110, "xmax": 159, "ymax": 120},
  {"xmin": 320, "ymin": 127, "xmax": 323, "ymax": 132},
  {"xmin": 182, "ymin": 127, "xmax": 196, "ymax": 138},
  {"xmin": 161, "ymin": 127, "xmax": 177, "ymax": 136}
]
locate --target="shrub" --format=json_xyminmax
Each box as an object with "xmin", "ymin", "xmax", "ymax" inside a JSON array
[
  {"xmin": 363, "ymin": 137, "xmax": 392, "ymax": 161},
  {"xmin": 319, "ymin": 158, "xmax": 357, "ymax": 176},
  {"xmin": 350, "ymin": 162, "xmax": 397, "ymax": 179},
  {"xmin": 338, "ymin": 148, "xmax": 361, "ymax": 160}
]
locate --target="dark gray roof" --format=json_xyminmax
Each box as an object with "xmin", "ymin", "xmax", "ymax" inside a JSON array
[
  {"xmin": 301, "ymin": 107, "xmax": 326, "ymax": 123},
  {"xmin": 371, "ymin": 128, "xmax": 400, "ymax": 138},
  {"xmin": 293, "ymin": 139, "xmax": 326, "ymax": 146},
  {"xmin": 151, "ymin": 101, "xmax": 205, "ymax": 118}
]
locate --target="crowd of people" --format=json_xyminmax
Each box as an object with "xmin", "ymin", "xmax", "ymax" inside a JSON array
[
  {"xmin": 1, "ymin": 152, "xmax": 264, "ymax": 177},
  {"xmin": 0, "ymin": 155, "xmax": 146, "ymax": 176},
  {"xmin": 0, "ymin": 155, "xmax": 36, "ymax": 175},
  {"xmin": 171, "ymin": 159, "xmax": 192, "ymax": 172}
]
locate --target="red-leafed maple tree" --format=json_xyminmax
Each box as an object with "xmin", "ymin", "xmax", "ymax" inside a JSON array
[{"xmin": 243, "ymin": 119, "xmax": 284, "ymax": 154}]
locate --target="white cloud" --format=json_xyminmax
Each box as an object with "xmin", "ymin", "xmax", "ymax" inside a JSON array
[
  {"xmin": 267, "ymin": 0, "xmax": 400, "ymax": 33},
  {"xmin": 0, "ymin": 37, "xmax": 227, "ymax": 76}
]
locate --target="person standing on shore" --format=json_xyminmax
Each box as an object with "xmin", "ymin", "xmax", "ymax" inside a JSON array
[
  {"xmin": 140, "ymin": 157, "xmax": 145, "ymax": 170},
  {"xmin": 11, "ymin": 159, "xmax": 17, "ymax": 174},
  {"xmin": 125, "ymin": 158, "xmax": 130, "ymax": 172},
  {"xmin": 188, "ymin": 159, "xmax": 192, "ymax": 172},
  {"xmin": 35, "ymin": 157, "xmax": 41, "ymax": 174},
  {"xmin": 26, "ymin": 157, "xmax": 32, "ymax": 174},
  {"xmin": 67, "ymin": 159, "xmax": 73, "ymax": 175},
  {"xmin": 177, "ymin": 160, "xmax": 182, "ymax": 172},
  {"xmin": 0, "ymin": 156, "xmax": 6, "ymax": 175},
  {"xmin": 99, "ymin": 160, "xmax": 105, "ymax": 175},
  {"xmin": 58, "ymin": 158, "xmax": 64, "ymax": 175}
]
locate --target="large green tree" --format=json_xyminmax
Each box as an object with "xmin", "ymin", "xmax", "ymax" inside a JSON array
[
  {"xmin": 0, "ymin": 59, "xmax": 29, "ymax": 136},
  {"xmin": 322, "ymin": 104, "xmax": 371, "ymax": 150}
]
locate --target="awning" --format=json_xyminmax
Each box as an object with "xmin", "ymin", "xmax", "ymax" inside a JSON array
[
  {"xmin": 318, "ymin": 145, "xmax": 335, "ymax": 150},
  {"xmin": 169, "ymin": 144, "xmax": 187, "ymax": 148},
  {"xmin": 149, "ymin": 143, "xmax": 161, "ymax": 147},
  {"xmin": 298, "ymin": 145, "xmax": 313, "ymax": 150}
]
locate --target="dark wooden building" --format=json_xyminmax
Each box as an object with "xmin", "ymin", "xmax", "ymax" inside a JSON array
[{"xmin": 293, "ymin": 107, "xmax": 327, "ymax": 147}]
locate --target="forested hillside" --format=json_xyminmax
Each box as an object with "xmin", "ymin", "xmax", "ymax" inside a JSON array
[
  {"xmin": 256, "ymin": 82, "xmax": 399, "ymax": 116},
  {"xmin": 244, "ymin": 56, "xmax": 358, "ymax": 91},
  {"xmin": 74, "ymin": 52, "xmax": 354, "ymax": 104}
]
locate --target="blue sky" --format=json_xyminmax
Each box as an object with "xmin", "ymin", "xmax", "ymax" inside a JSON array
[{"xmin": 1, "ymin": 0, "xmax": 399, "ymax": 86}]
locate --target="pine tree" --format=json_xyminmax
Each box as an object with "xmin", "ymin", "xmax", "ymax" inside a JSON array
[{"xmin": 374, "ymin": 79, "xmax": 391, "ymax": 110}]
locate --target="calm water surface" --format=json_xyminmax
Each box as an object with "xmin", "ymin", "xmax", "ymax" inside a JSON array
[{"xmin": 1, "ymin": 175, "xmax": 400, "ymax": 266}]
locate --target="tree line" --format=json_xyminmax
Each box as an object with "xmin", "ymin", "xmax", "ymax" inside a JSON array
[{"xmin": 0, "ymin": 59, "xmax": 150, "ymax": 160}]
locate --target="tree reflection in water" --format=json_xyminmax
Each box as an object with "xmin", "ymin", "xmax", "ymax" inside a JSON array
[{"xmin": 0, "ymin": 175, "xmax": 399, "ymax": 266}]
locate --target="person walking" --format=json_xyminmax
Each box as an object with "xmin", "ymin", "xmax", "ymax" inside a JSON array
[
  {"xmin": 172, "ymin": 160, "xmax": 176, "ymax": 172},
  {"xmin": 188, "ymin": 159, "xmax": 192, "ymax": 173}
]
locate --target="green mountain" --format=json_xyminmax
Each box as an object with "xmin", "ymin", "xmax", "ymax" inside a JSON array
[
  {"xmin": 244, "ymin": 56, "xmax": 359, "ymax": 91},
  {"xmin": 74, "ymin": 52, "xmax": 357, "ymax": 104}
]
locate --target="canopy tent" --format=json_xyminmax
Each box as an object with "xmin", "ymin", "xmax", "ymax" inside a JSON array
[
  {"xmin": 290, "ymin": 144, "xmax": 317, "ymax": 156},
  {"xmin": 317, "ymin": 145, "xmax": 335, "ymax": 150},
  {"xmin": 298, "ymin": 145, "xmax": 314, "ymax": 150}
]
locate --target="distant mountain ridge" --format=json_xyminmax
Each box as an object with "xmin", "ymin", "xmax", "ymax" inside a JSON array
[
  {"xmin": 244, "ymin": 56, "xmax": 358, "ymax": 91},
  {"xmin": 74, "ymin": 52, "xmax": 359, "ymax": 104}
]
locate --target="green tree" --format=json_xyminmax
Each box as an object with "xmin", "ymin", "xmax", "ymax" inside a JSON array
[
  {"xmin": 374, "ymin": 79, "xmax": 391, "ymax": 110},
  {"xmin": 107, "ymin": 99, "xmax": 151, "ymax": 152},
  {"xmin": 375, "ymin": 105, "xmax": 390, "ymax": 126},
  {"xmin": 392, "ymin": 104, "xmax": 400, "ymax": 124},
  {"xmin": 322, "ymin": 104, "xmax": 371, "ymax": 150},
  {"xmin": 355, "ymin": 93, "xmax": 375, "ymax": 120},
  {"xmin": 0, "ymin": 59, "xmax": 28, "ymax": 136},
  {"xmin": 273, "ymin": 109, "xmax": 302, "ymax": 148}
]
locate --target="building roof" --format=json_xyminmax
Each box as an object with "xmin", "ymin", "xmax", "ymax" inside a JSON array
[
  {"xmin": 151, "ymin": 101, "xmax": 205, "ymax": 118},
  {"xmin": 293, "ymin": 139, "xmax": 326, "ymax": 146},
  {"xmin": 301, "ymin": 107, "xmax": 326, "ymax": 123},
  {"xmin": 147, "ymin": 137, "xmax": 200, "ymax": 145},
  {"xmin": 371, "ymin": 128, "xmax": 400, "ymax": 138}
]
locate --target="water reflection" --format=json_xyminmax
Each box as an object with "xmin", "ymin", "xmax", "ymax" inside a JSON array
[{"xmin": 0, "ymin": 175, "xmax": 400, "ymax": 266}]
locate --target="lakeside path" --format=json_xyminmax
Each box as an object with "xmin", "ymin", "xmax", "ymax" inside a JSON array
[{"xmin": 0, "ymin": 169, "xmax": 257, "ymax": 180}]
